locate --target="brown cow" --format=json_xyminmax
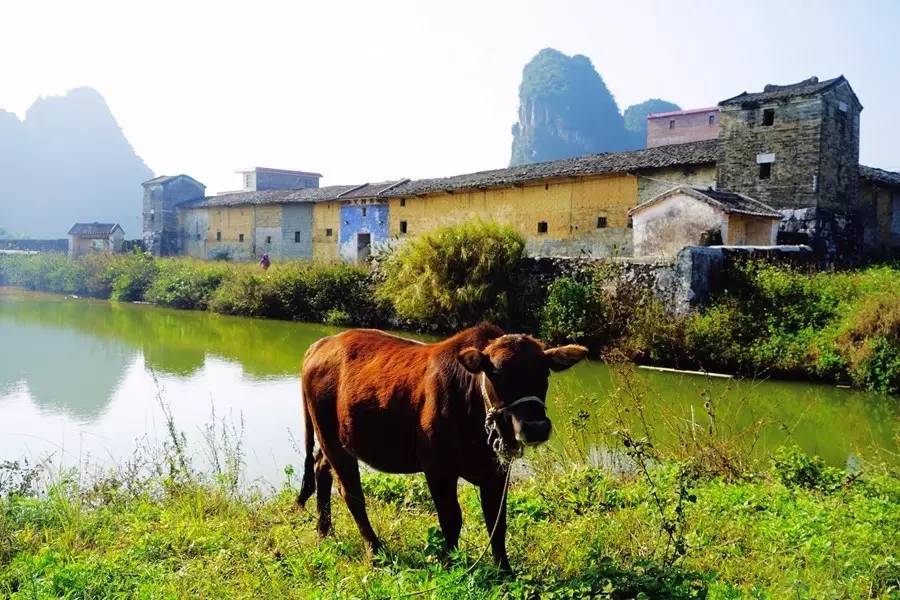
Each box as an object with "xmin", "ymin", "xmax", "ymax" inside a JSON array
[{"xmin": 297, "ymin": 323, "xmax": 587, "ymax": 570}]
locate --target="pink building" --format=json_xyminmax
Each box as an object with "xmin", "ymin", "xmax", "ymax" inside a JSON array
[{"xmin": 647, "ymin": 107, "xmax": 720, "ymax": 148}]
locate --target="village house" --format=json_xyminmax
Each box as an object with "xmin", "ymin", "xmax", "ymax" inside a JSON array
[
  {"xmin": 68, "ymin": 222, "xmax": 125, "ymax": 256},
  {"xmin": 143, "ymin": 75, "xmax": 900, "ymax": 263},
  {"xmin": 629, "ymin": 186, "xmax": 781, "ymax": 258}
]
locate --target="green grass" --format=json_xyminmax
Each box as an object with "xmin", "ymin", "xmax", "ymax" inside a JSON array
[{"xmin": 1, "ymin": 451, "xmax": 897, "ymax": 599}]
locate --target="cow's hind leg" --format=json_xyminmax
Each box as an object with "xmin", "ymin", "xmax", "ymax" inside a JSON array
[
  {"xmin": 314, "ymin": 449, "xmax": 334, "ymax": 537},
  {"xmin": 328, "ymin": 449, "xmax": 382, "ymax": 556}
]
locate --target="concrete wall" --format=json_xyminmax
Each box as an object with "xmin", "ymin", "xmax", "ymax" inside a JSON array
[
  {"xmin": 0, "ymin": 239, "xmax": 68, "ymax": 253},
  {"xmin": 255, "ymin": 171, "xmax": 319, "ymax": 191},
  {"xmin": 725, "ymin": 214, "xmax": 779, "ymax": 246},
  {"xmin": 636, "ymin": 164, "xmax": 717, "ymax": 205},
  {"xmin": 647, "ymin": 110, "xmax": 719, "ymax": 148},
  {"xmin": 339, "ymin": 203, "xmax": 389, "ymax": 262},
  {"xmin": 632, "ymin": 193, "xmax": 726, "ymax": 258},
  {"xmin": 281, "ymin": 204, "xmax": 314, "ymax": 260},
  {"xmin": 389, "ymin": 173, "xmax": 638, "ymax": 258}
]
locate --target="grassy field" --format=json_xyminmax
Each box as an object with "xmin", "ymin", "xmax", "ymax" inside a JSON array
[{"xmin": 1, "ymin": 424, "xmax": 898, "ymax": 599}]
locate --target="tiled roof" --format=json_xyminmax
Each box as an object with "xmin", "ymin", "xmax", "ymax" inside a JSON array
[
  {"xmin": 181, "ymin": 140, "xmax": 720, "ymax": 209},
  {"xmin": 628, "ymin": 186, "xmax": 782, "ymax": 219},
  {"xmin": 719, "ymin": 76, "xmax": 848, "ymax": 106},
  {"xmin": 68, "ymin": 222, "xmax": 123, "ymax": 236},
  {"xmin": 389, "ymin": 139, "xmax": 720, "ymax": 197},
  {"xmin": 142, "ymin": 174, "xmax": 205, "ymax": 188},
  {"xmin": 860, "ymin": 165, "xmax": 900, "ymax": 188}
]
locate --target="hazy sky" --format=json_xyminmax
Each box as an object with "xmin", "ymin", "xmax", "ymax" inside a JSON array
[{"xmin": 2, "ymin": 0, "xmax": 898, "ymax": 194}]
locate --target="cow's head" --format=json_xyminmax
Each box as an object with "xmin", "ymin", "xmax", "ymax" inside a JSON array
[{"xmin": 458, "ymin": 334, "xmax": 588, "ymax": 451}]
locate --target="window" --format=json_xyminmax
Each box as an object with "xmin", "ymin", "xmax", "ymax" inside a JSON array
[
  {"xmin": 669, "ymin": 119, "xmax": 675, "ymax": 129},
  {"xmin": 326, "ymin": 228, "xmax": 333, "ymax": 237},
  {"xmin": 196, "ymin": 233, "xmax": 201, "ymax": 241},
  {"xmin": 708, "ymin": 114, "xmax": 715, "ymax": 126},
  {"xmin": 294, "ymin": 231, "xmax": 301, "ymax": 243},
  {"xmin": 762, "ymin": 108, "xmax": 775, "ymax": 126},
  {"xmin": 216, "ymin": 231, "xmax": 221, "ymax": 241},
  {"xmin": 537, "ymin": 221, "xmax": 548, "ymax": 234},
  {"xmin": 627, "ymin": 217, "xmax": 633, "ymax": 229},
  {"xmin": 759, "ymin": 163, "xmax": 772, "ymax": 179},
  {"xmin": 362, "ymin": 207, "xmax": 367, "ymax": 217},
  {"xmin": 596, "ymin": 216, "xmax": 608, "ymax": 229},
  {"xmin": 400, "ymin": 220, "xmax": 408, "ymax": 234},
  {"xmin": 400, "ymin": 198, "xmax": 406, "ymax": 207},
  {"xmin": 239, "ymin": 233, "xmax": 245, "ymax": 242},
  {"xmin": 265, "ymin": 235, "xmax": 272, "ymax": 244}
]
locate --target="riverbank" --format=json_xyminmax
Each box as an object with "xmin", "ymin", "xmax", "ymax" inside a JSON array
[
  {"xmin": 2, "ymin": 444, "xmax": 897, "ymax": 598},
  {"xmin": 1, "ymin": 238, "xmax": 898, "ymax": 394}
]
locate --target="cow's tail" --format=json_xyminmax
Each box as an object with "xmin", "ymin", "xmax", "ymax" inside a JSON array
[{"xmin": 296, "ymin": 376, "xmax": 316, "ymax": 508}]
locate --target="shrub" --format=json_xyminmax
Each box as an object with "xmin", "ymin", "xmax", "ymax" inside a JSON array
[
  {"xmin": 145, "ymin": 260, "xmax": 230, "ymax": 310},
  {"xmin": 108, "ymin": 253, "xmax": 158, "ymax": 301},
  {"xmin": 376, "ymin": 221, "xmax": 525, "ymax": 330},
  {"xmin": 539, "ymin": 276, "xmax": 597, "ymax": 344},
  {"xmin": 771, "ymin": 446, "xmax": 846, "ymax": 492}
]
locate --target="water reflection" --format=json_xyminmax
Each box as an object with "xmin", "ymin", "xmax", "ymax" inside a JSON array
[{"xmin": 0, "ymin": 289, "xmax": 896, "ymax": 483}]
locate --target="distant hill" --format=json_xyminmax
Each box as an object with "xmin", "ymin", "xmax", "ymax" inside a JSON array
[
  {"xmin": 623, "ymin": 98, "xmax": 682, "ymax": 147},
  {"xmin": 0, "ymin": 87, "xmax": 153, "ymax": 238},
  {"xmin": 510, "ymin": 49, "xmax": 680, "ymax": 166}
]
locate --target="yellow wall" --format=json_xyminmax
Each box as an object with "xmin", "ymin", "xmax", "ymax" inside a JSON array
[
  {"xmin": 312, "ymin": 202, "xmax": 340, "ymax": 261},
  {"xmin": 207, "ymin": 206, "xmax": 255, "ymax": 258},
  {"xmin": 255, "ymin": 205, "xmax": 281, "ymax": 228},
  {"xmin": 387, "ymin": 174, "xmax": 637, "ymax": 255}
]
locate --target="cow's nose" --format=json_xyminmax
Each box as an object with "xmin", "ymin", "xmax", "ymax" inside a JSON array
[{"xmin": 518, "ymin": 419, "xmax": 552, "ymax": 445}]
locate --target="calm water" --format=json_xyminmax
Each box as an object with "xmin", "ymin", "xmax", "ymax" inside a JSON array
[{"xmin": 0, "ymin": 289, "xmax": 896, "ymax": 484}]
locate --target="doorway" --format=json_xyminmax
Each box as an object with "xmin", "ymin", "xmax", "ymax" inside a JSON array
[{"xmin": 356, "ymin": 232, "xmax": 371, "ymax": 262}]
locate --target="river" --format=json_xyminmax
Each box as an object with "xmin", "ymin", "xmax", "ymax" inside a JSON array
[{"xmin": 0, "ymin": 288, "xmax": 896, "ymax": 484}]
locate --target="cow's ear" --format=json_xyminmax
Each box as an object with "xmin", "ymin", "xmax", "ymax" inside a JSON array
[
  {"xmin": 545, "ymin": 345, "xmax": 588, "ymax": 371},
  {"xmin": 458, "ymin": 347, "xmax": 488, "ymax": 373}
]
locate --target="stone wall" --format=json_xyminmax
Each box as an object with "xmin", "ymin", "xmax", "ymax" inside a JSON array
[
  {"xmin": 0, "ymin": 239, "xmax": 68, "ymax": 253},
  {"xmin": 520, "ymin": 245, "xmax": 814, "ymax": 316}
]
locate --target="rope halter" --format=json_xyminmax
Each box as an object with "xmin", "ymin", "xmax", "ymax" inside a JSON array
[{"xmin": 480, "ymin": 372, "xmax": 545, "ymax": 463}]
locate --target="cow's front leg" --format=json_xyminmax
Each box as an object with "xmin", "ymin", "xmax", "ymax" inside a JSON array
[
  {"xmin": 424, "ymin": 470, "xmax": 462, "ymax": 556},
  {"xmin": 478, "ymin": 471, "xmax": 511, "ymax": 572}
]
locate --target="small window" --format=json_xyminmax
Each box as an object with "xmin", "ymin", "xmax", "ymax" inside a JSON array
[
  {"xmin": 216, "ymin": 231, "xmax": 221, "ymax": 241},
  {"xmin": 708, "ymin": 114, "xmax": 715, "ymax": 126},
  {"xmin": 150, "ymin": 212, "xmax": 155, "ymax": 223},
  {"xmin": 195, "ymin": 233, "xmax": 201, "ymax": 241},
  {"xmin": 362, "ymin": 207, "xmax": 367, "ymax": 217},
  {"xmin": 627, "ymin": 217, "xmax": 633, "ymax": 229},
  {"xmin": 294, "ymin": 231, "xmax": 301, "ymax": 243},
  {"xmin": 239, "ymin": 233, "xmax": 245, "ymax": 242},
  {"xmin": 759, "ymin": 163, "xmax": 772, "ymax": 179},
  {"xmin": 596, "ymin": 216, "xmax": 608, "ymax": 229},
  {"xmin": 400, "ymin": 198, "xmax": 406, "ymax": 207},
  {"xmin": 537, "ymin": 221, "xmax": 548, "ymax": 234},
  {"xmin": 326, "ymin": 228, "xmax": 333, "ymax": 237},
  {"xmin": 265, "ymin": 235, "xmax": 272, "ymax": 244},
  {"xmin": 400, "ymin": 220, "xmax": 408, "ymax": 234},
  {"xmin": 669, "ymin": 119, "xmax": 675, "ymax": 129},
  {"xmin": 762, "ymin": 109, "xmax": 775, "ymax": 126}
]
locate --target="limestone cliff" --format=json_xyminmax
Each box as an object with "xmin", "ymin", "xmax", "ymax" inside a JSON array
[
  {"xmin": 0, "ymin": 87, "xmax": 154, "ymax": 237},
  {"xmin": 510, "ymin": 48, "xmax": 680, "ymax": 166}
]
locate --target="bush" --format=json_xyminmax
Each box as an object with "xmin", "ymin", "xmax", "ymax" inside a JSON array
[
  {"xmin": 108, "ymin": 253, "xmax": 158, "ymax": 301},
  {"xmin": 144, "ymin": 260, "xmax": 230, "ymax": 310},
  {"xmin": 376, "ymin": 221, "xmax": 525, "ymax": 330},
  {"xmin": 539, "ymin": 276, "xmax": 597, "ymax": 345},
  {"xmin": 771, "ymin": 446, "xmax": 847, "ymax": 492}
]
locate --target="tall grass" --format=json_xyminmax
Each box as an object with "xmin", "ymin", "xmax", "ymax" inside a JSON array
[
  {"xmin": 376, "ymin": 220, "xmax": 525, "ymax": 330},
  {"xmin": 1, "ymin": 372, "xmax": 896, "ymax": 598}
]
